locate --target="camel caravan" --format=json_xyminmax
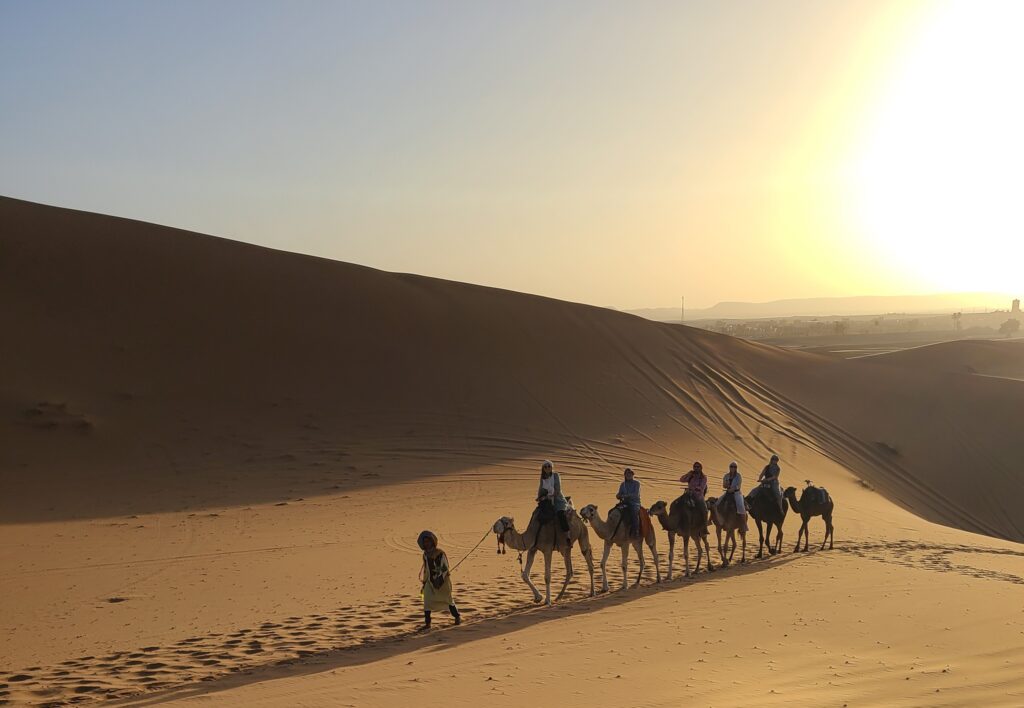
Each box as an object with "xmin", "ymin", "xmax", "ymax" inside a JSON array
[{"xmin": 491, "ymin": 456, "xmax": 835, "ymax": 606}]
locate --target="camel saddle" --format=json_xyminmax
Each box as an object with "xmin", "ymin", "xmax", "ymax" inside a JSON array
[
  {"xmin": 638, "ymin": 507, "xmax": 652, "ymax": 538},
  {"xmin": 534, "ymin": 499, "xmax": 557, "ymax": 526},
  {"xmin": 806, "ymin": 485, "xmax": 829, "ymax": 505},
  {"xmin": 614, "ymin": 503, "xmax": 651, "ymax": 539}
]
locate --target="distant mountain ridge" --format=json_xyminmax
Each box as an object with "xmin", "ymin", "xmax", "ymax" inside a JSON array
[{"xmin": 629, "ymin": 293, "xmax": 1014, "ymax": 322}]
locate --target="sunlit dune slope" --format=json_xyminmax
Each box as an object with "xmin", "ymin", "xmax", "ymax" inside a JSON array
[{"xmin": 2, "ymin": 196, "xmax": 1021, "ymax": 539}]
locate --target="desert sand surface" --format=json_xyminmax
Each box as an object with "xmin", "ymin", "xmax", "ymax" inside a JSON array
[
  {"xmin": 866, "ymin": 339, "xmax": 1024, "ymax": 380},
  {"xmin": 2, "ymin": 197, "xmax": 1023, "ymax": 706}
]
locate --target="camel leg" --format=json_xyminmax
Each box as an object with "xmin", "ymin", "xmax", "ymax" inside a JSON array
[
  {"xmin": 599, "ymin": 542, "xmax": 612, "ymax": 593},
  {"xmin": 620, "ymin": 544, "xmax": 629, "ymax": 591},
  {"xmin": 648, "ymin": 534, "xmax": 661, "ymax": 583},
  {"xmin": 701, "ymin": 532, "xmax": 714, "ymax": 571},
  {"xmin": 582, "ymin": 545, "xmax": 596, "ymax": 597},
  {"xmin": 775, "ymin": 523, "xmax": 784, "ymax": 554},
  {"xmin": 633, "ymin": 541, "xmax": 645, "ymax": 587},
  {"xmin": 542, "ymin": 550, "xmax": 553, "ymax": 606},
  {"xmin": 680, "ymin": 535, "xmax": 689, "ymax": 578},
  {"xmin": 693, "ymin": 534, "xmax": 702, "ymax": 574},
  {"xmin": 667, "ymin": 534, "xmax": 676, "ymax": 580},
  {"xmin": 755, "ymin": 518, "xmax": 765, "ymax": 559},
  {"xmin": 521, "ymin": 550, "xmax": 542, "ymax": 603},
  {"xmin": 794, "ymin": 519, "xmax": 805, "ymax": 552},
  {"xmin": 740, "ymin": 530, "xmax": 747, "ymax": 564},
  {"xmin": 802, "ymin": 519, "xmax": 810, "ymax": 552},
  {"xmin": 555, "ymin": 549, "xmax": 573, "ymax": 602},
  {"xmin": 822, "ymin": 512, "xmax": 834, "ymax": 550}
]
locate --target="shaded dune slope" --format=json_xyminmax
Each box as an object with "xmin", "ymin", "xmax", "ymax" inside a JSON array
[
  {"xmin": 2, "ymin": 197, "xmax": 1021, "ymax": 540},
  {"xmin": 867, "ymin": 339, "xmax": 1024, "ymax": 380}
]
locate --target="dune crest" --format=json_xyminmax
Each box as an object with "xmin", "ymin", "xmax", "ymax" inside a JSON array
[{"xmin": 3, "ymin": 195, "xmax": 1022, "ymax": 541}]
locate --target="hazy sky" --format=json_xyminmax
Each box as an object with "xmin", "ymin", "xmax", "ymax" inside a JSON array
[{"xmin": 2, "ymin": 1, "xmax": 1021, "ymax": 309}]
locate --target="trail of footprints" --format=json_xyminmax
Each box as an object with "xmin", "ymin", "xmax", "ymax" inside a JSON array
[
  {"xmin": 840, "ymin": 540, "xmax": 1024, "ymax": 586},
  {"xmin": 1, "ymin": 574, "xmax": 533, "ymax": 706},
  {"xmin": 7, "ymin": 541, "xmax": 1019, "ymax": 705}
]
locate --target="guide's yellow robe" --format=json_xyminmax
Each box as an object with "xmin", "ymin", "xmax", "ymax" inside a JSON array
[{"xmin": 421, "ymin": 550, "xmax": 454, "ymax": 611}]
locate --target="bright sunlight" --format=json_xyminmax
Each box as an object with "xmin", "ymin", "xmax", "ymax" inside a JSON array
[{"xmin": 847, "ymin": 0, "xmax": 1023, "ymax": 293}]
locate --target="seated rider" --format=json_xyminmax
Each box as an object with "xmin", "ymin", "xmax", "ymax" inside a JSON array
[
  {"xmin": 757, "ymin": 454, "xmax": 784, "ymax": 514},
  {"xmin": 537, "ymin": 460, "xmax": 570, "ymax": 534},
  {"xmin": 615, "ymin": 467, "xmax": 642, "ymax": 537},
  {"xmin": 679, "ymin": 461, "xmax": 709, "ymax": 522},
  {"xmin": 723, "ymin": 461, "xmax": 748, "ymax": 532}
]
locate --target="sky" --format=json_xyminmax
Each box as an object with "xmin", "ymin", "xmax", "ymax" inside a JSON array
[{"xmin": 1, "ymin": 1, "xmax": 1021, "ymax": 309}]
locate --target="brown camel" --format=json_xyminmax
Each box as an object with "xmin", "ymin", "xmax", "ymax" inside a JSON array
[
  {"xmin": 649, "ymin": 496, "xmax": 714, "ymax": 579},
  {"xmin": 784, "ymin": 483, "xmax": 834, "ymax": 552},
  {"xmin": 745, "ymin": 485, "xmax": 788, "ymax": 558},
  {"xmin": 707, "ymin": 494, "xmax": 747, "ymax": 566},
  {"xmin": 492, "ymin": 504, "xmax": 595, "ymax": 605},
  {"xmin": 579, "ymin": 504, "xmax": 661, "ymax": 592}
]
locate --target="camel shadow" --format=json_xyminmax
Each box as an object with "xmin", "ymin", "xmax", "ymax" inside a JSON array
[{"xmin": 111, "ymin": 550, "xmax": 810, "ymax": 706}]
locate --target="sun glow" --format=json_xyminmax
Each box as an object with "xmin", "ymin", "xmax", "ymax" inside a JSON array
[{"xmin": 847, "ymin": 0, "xmax": 1024, "ymax": 294}]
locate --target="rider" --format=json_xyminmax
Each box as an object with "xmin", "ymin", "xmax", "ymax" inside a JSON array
[
  {"xmin": 537, "ymin": 460, "xmax": 570, "ymax": 534},
  {"xmin": 679, "ymin": 461, "xmax": 709, "ymax": 521},
  {"xmin": 758, "ymin": 454, "xmax": 784, "ymax": 514},
  {"xmin": 616, "ymin": 467, "xmax": 642, "ymax": 537},
  {"xmin": 723, "ymin": 461, "xmax": 748, "ymax": 532}
]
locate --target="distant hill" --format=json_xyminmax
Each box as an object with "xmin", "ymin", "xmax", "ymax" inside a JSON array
[{"xmin": 630, "ymin": 293, "xmax": 1014, "ymax": 322}]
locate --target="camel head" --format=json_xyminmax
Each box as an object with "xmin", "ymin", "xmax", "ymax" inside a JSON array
[
  {"xmin": 783, "ymin": 486, "xmax": 797, "ymax": 498},
  {"xmin": 649, "ymin": 500, "xmax": 668, "ymax": 517},
  {"xmin": 493, "ymin": 516, "xmax": 515, "ymax": 555},
  {"xmin": 579, "ymin": 504, "xmax": 598, "ymax": 522},
  {"xmin": 493, "ymin": 516, "xmax": 514, "ymax": 534}
]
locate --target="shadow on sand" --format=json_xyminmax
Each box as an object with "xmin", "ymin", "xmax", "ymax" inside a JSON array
[{"xmin": 114, "ymin": 549, "xmax": 811, "ymax": 705}]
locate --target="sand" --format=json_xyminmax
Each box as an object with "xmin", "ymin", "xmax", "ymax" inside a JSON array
[{"xmin": 2, "ymin": 196, "xmax": 1022, "ymax": 706}]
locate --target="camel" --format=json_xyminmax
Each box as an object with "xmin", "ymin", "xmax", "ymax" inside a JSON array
[
  {"xmin": 649, "ymin": 496, "xmax": 714, "ymax": 579},
  {"xmin": 784, "ymin": 483, "xmax": 834, "ymax": 552},
  {"xmin": 745, "ymin": 485, "xmax": 788, "ymax": 558},
  {"xmin": 492, "ymin": 504, "xmax": 595, "ymax": 605},
  {"xmin": 707, "ymin": 494, "xmax": 747, "ymax": 566},
  {"xmin": 579, "ymin": 504, "xmax": 660, "ymax": 592}
]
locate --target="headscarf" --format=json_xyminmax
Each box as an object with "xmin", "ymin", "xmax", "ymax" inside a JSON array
[{"xmin": 417, "ymin": 530, "xmax": 439, "ymax": 552}]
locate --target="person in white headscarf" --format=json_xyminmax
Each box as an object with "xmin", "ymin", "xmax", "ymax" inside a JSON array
[
  {"xmin": 537, "ymin": 460, "xmax": 569, "ymax": 532},
  {"xmin": 722, "ymin": 461, "xmax": 748, "ymax": 532}
]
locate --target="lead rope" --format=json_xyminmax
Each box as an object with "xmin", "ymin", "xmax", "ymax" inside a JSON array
[{"xmin": 448, "ymin": 527, "xmax": 494, "ymax": 574}]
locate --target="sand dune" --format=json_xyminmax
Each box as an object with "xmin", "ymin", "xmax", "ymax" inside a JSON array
[
  {"xmin": 867, "ymin": 338, "xmax": 1024, "ymax": 379},
  {"xmin": 4, "ymin": 196, "xmax": 1021, "ymax": 538},
  {"xmin": 2, "ymin": 196, "xmax": 1023, "ymax": 706}
]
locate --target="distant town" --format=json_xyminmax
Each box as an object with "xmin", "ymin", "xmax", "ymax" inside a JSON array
[{"xmin": 628, "ymin": 297, "xmax": 1022, "ymax": 357}]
